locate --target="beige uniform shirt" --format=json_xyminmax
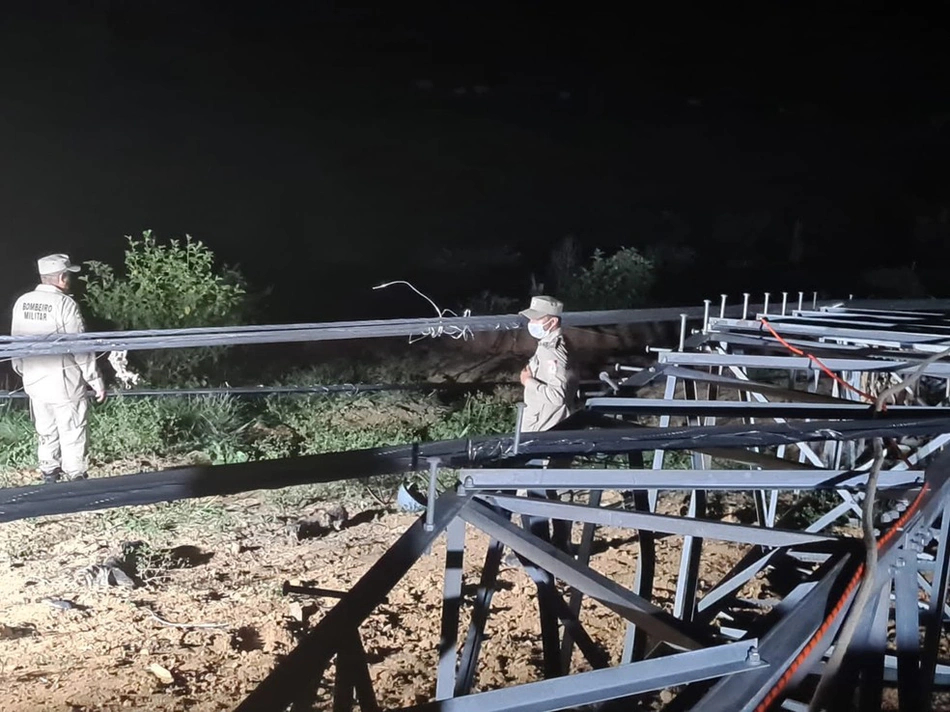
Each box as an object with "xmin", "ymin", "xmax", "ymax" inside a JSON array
[
  {"xmin": 522, "ymin": 328, "xmax": 573, "ymax": 432},
  {"xmin": 11, "ymin": 285, "xmax": 104, "ymax": 404}
]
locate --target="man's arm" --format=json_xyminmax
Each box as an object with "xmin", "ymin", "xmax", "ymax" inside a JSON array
[
  {"xmin": 523, "ymin": 352, "xmax": 568, "ymax": 408},
  {"xmin": 62, "ymin": 299, "xmax": 106, "ymax": 401}
]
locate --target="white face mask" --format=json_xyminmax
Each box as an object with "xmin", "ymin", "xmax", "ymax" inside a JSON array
[{"xmin": 527, "ymin": 322, "xmax": 547, "ymax": 339}]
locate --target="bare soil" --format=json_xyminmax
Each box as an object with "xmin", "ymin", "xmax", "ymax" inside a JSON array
[{"xmin": 0, "ymin": 461, "xmax": 756, "ymax": 712}]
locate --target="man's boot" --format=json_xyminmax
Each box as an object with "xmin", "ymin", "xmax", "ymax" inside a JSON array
[
  {"xmin": 41, "ymin": 468, "xmax": 62, "ymax": 484},
  {"xmin": 62, "ymin": 471, "xmax": 88, "ymax": 482}
]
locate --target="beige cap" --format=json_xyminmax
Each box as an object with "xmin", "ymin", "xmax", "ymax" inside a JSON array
[
  {"xmin": 519, "ymin": 295, "xmax": 563, "ymax": 320},
  {"xmin": 37, "ymin": 254, "xmax": 81, "ymax": 276}
]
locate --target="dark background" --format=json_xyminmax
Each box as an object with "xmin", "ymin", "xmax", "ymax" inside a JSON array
[{"xmin": 2, "ymin": 2, "xmax": 949, "ymax": 328}]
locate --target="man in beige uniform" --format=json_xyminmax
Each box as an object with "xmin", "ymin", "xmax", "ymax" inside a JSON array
[
  {"xmin": 512, "ymin": 295, "xmax": 576, "ymax": 560},
  {"xmin": 519, "ymin": 295, "xmax": 573, "ymax": 431},
  {"xmin": 11, "ymin": 254, "xmax": 107, "ymax": 483}
]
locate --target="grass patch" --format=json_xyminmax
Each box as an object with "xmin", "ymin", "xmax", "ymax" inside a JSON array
[
  {"xmin": 0, "ymin": 404, "xmax": 35, "ymax": 473},
  {"xmin": 0, "ymin": 388, "xmax": 521, "ymax": 509}
]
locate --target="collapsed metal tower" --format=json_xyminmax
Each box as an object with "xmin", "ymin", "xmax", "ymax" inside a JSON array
[
  {"xmin": 3, "ymin": 299, "xmax": 950, "ymax": 710},
  {"xmin": 232, "ymin": 300, "xmax": 950, "ymax": 712}
]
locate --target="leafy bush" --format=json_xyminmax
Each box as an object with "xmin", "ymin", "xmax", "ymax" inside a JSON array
[
  {"xmin": 561, "ymin": 246, "xmax": 656, "ymax": 310},
  {"xmin": 81, "ymin": 230, "xmax": 250, "ymax": 385}
]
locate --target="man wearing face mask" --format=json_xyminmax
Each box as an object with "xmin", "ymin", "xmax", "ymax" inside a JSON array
[
  {"xmin": 504, "ymin": 294, "xmax": 577, "ymax": 567},
  {"xmin": 519, "ymin": 295, "xmax": 573, "ymax": 432},
  {"xmin": 11, "ymin": 254, "xmax": 107, "ymax": 484}
]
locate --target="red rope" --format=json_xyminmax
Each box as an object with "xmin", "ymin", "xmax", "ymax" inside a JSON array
[
  {"xmin": 749, "ymin": 317, "xmax": 925, "ymax": 708},
  {"xmin": 754, "ymin": 481, "xmax": 931, "ymax": 711},
  {"xmin": 759, "ymin": 318, "xmax": 878, "ymax": 405}
]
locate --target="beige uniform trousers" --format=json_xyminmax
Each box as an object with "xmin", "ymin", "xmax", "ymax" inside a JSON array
[{"xmin": 31, "ymin": 398, "xmax": 89, "ymax": 477}]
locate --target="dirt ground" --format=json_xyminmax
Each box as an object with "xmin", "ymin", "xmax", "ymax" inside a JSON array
[
  {"xmin": 1, "ymin": 462, "xmax": 949, "ymax": 711},
  {"xmin": 0, "ymin": 457, "xmax": 763, "ymax": 712}
]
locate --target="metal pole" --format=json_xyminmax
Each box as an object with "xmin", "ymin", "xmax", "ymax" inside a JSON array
[
  {"xmin": 798, "ymin": 291, "xmax": 804, "ymax": 311},
  {"xmin": 812, "ymin": 291, "xmax": 818, "ymax": 309},
  {"xmin": 513, "ymin": 402, "xmax": 526, "ymax": 455},
  {"xmin": 742, "ymin": 293, "xmax": 750, "ymax": 320},
  {"xmin": 425, "ymin": 457, "xmax": 441, "ymax": 532},
  {"xmin": 720, "ymin": 294, "xmax": 727, "ymax": 319},
  {"xmin": 781, "ymin": 292, "xmax": 788, "ymax": 315},
  {"xmin": 702, "ymin": 299, "xmax": 711, "ymax": 333},
  {"xmin": 763, "ymin": 293, "xmax": 770, "ymax": 314},
  {"xmin": 679, "ymin": 314, "xmax": 687, "ymax": 351}
]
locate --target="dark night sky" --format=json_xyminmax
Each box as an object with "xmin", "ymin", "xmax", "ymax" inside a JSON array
[{"xmin": 2, "ymin": 2, "xmax": 949, "ymax": 326}]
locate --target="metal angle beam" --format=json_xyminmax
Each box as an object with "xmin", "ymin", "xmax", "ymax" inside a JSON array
[
  {"xmin": 478, "ymin": 493, "xmax": 833, "ymax": 548},
  {"xmin": 458, "ymin": 501, "xmax": 713, "ymax": 650},
  {"xmin": 758, "ymin": 313, "xmax": 950, "ymax": 332},
  {"xmin": 585, "ymin": 398, "xmax": 950, "ymax": 419},
  {"xmin": 633, "ymin": 365, "xmax": 854, "ymax": 404},
  {"xmin": 709, "ymin": 317, "xmax": 950, "ymax": 347},
  {"xmin": 685, "ymin": 331, "xmax": 872, "ymax": 357},
  {"xmin": 657, "ymin": 351, "xmax": 950, "ymax": 377},
  {"xmin": 461, "ymin": 469, "xmax": 924, "ymax": 492},
  {"xmin": 393, "ymin": 639, "xmax": 765, "ymax": 712}
]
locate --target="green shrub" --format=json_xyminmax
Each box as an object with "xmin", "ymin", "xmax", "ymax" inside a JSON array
[
  {"xmin": 561, "ymin": 246, "xmax": 656, "ymax": 310},
  {"xmin": 81, "ymin": 230, "xmax": 250, "ymax": 385}
]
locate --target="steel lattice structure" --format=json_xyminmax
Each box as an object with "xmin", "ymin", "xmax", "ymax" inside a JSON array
[{"xmin": 4, "ymin": 299, "xmax": 950, "ymax": 710}]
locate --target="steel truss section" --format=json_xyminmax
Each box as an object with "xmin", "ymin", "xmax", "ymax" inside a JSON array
[
  {"xmin": 6, "ymin": 299, "xmax": 950, "ymax": 711},
  {"xmin": 230, "ymin": 449, "xmax": 950, "ymax": 712}
]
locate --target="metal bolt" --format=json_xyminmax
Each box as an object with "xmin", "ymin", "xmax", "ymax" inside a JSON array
[
  {"xmin": 513, "ymin": 403, "xmax": 526, "ymax": 455},
  {"xmin": 895, "ymin": 557, "xmax": 905, "ymax": 568},
  {"xmin": 763, "ymin": 292, "xmax": 770, "ymax": 314},
  {"xmin": 746, "ymin": 646, "xmax": 761, "ymax": 664},
  {"xmin": 424, "ymin": 457, "xmax": 441, "ymax": 532},
  {"xmin": 742, "ymin": 293, "xmax": 750, "ymax": 320},
  {"xmin": 702, "ymin": 299, "xmax": 711, "ymax": 333},
  {"xmin": 720, "ymin": 294, "xmax": 727, "ymax": 319},
  {"xmin": 797, "ymin": 291, "xmax": 804, "ymax": 311},
  {"xmin": 781, "ymin": 292, "xmax": 788, "ymax": 315}
]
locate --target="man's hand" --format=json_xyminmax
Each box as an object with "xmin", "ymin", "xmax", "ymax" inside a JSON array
[
  {"xmin": 520, "ymin": 367, "xmax": 532, "ymax": 386},
  {"xmin": 94, "ymin": 387, "xmax": 107, "ymax": 404}
]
